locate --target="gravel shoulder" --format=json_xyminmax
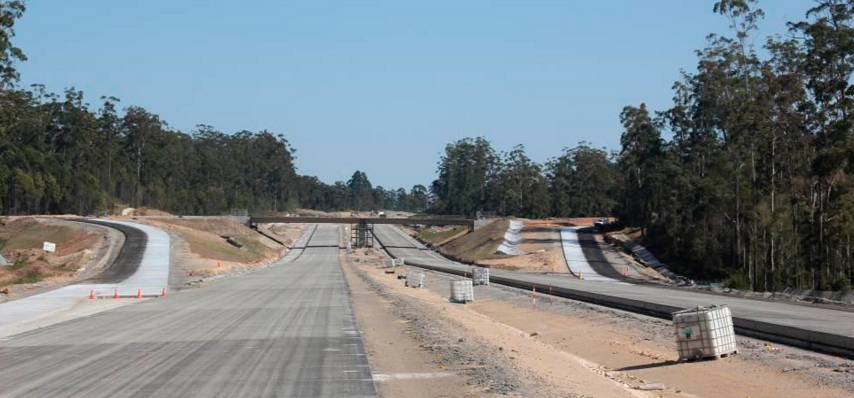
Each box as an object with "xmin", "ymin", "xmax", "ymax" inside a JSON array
[
  {"xmin": 340, "ymin": 249, "xmax": 496, "ymax": 398},
  {"xmin": 387, "ymin": 265, "xmax": 854, "ymax": 398},
  {"xmin": 347, "ymin": 247, "xmax": 663, "ymax": 398}
]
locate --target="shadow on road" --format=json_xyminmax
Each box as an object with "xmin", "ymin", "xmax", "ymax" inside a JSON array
[{"xmin": 617, "ymin": 360, "xmax": 681, "ymax": 371}]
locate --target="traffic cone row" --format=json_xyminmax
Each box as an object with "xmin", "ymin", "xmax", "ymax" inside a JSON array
[{"xmin": 88, "ymin": 287, "xmax": 168, "ymax": 299}]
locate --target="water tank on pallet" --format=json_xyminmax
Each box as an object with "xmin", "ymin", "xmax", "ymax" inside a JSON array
[
  {"xmin": 672, "ymin": 305, "xmax": 738, "ymax": 361},
  {"xmin": 450, "ymin": 280, "xmax": 474, "ymax": 303}
]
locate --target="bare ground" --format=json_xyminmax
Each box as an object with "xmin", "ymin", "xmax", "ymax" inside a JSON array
[
  {"xmin": 128, "ymin": 217, "xmax": 302, "ymax": 285},
  {"xmin": 341, "ymin": 250, "xmax": 510, "ymax": 398},
  {"xmin": 351, "ymin": 245, "xmax": 854, "ymax": 398},
  {"xmin": 128, "ymin": 218, "xmax": 307, "ymax": 291},
  {"xmin": 348, "ymin": 247, "xmax": 668, "ymax": 398},
  {"xmin": 0, "ymin": 218, "xmax": 123, "ymax": 302}
]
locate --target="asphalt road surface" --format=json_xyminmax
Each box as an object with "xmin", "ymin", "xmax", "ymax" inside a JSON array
[
  {"xmin": 373, "ymin": 225, "xmax": 854, "ymax": 353},
  {"xmin": 0, "ymin": 225, "xmax": 377, "ymax": 398},
  {"xmin": 78, "ymin": 220, "xmax": 148, "ymax": 284}
]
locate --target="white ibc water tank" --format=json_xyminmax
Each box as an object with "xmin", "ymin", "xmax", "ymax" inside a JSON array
[
  {"xmin": 450, "ymin": 280, "xmax": 474, "ymax": 303},
  {"xmin": 471, "ymin": 267, "xmax": 489, "ymax": 286},
  {"xmin": 672, "ymin": 305, "xmax": 738, "ymax": 360},
  {"xmin": 406, "ymin": 267, "xmax": 424, "ymax": 288}
]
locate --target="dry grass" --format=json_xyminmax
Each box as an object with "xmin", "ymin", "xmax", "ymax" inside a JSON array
[
  {"xmin": 440, "ymin": 219, "xmax": 509, "ymax": 263},
  {"xmin": 133, "ymin": 207, "xmax": 173, "ymax": 216},
  {"xmin": 0, "ymin": 218, "xmax": 99, "ymax": 291},
  {"xmin": 417, "ymin": 226, "xmax": 468, "ymax": 246},
  {"xmin": 0, "ymin": 218, "xmax": 76, "ymax": 252},
  {"xmin": 144, "ymin": 218, "xmax": 278, "ymax": 264}
]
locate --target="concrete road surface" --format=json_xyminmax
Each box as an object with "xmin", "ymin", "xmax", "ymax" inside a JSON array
[
  {"xmin": 373, "ymin": 225, "xmax": 854, "ymax": 356},
  {"xmin": 0, "ymin": 225, "xmax": 377, "ymax": 398},
  {"xmin": 560, "ymin": 227, "xmax": 621, "ymax": 282}
]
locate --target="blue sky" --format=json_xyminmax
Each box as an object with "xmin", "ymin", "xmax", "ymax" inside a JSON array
[{"xmin": 15, "ymin": 1, "xmax": 812, "ymax": 189}]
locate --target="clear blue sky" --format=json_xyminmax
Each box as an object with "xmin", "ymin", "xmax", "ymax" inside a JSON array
[{"xmin": 15, "ymin": 1, "xmax": 812, "ymax": 190}]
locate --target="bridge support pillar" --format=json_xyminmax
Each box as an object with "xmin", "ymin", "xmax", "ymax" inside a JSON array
[{"xmin": 351, "ymin": 219, "xmax": 374, "ymax": 248}]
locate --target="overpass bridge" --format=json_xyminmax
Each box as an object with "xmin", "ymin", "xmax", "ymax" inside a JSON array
[{"xmin": 249, "ymin": 216, "xmax": 474, "ymax": 247}]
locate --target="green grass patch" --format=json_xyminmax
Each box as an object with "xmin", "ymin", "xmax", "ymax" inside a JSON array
[
  {"xmin": 8, "ymin": 258, "xmax": 28, "ymax": 270},
  {"xmin": 12, "ymin": 267, "xmax": 46, "ymax": 285}
]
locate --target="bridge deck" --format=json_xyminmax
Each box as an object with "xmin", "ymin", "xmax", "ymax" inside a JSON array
[{"xmin": 250, "ymin": 216, "xmax": 474, "ymax": 228}]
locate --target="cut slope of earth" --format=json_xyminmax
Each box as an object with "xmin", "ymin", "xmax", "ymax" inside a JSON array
[
  {"xmin": 257, "ymin": 223, "xmax": 309, "ymax": 247},
  {"xmin": 415, "ymin": 225, "xmax": 468, "ymax": 246},
  {"xmin": 439, "ymin": 218, "xmax": 509, "ymax": 263},
  {"xmin": 0, "ymin": 218, "xmax": 118, "ymax": 299},
  {"xmin": 437, "ymin": 217, "xmax": 624, "ymax": 275},
  {"xmin": 130, "ymin": 217, "xmax": 307, "ymax": 287},
  {"xmin": 138, "ymin": 217, "xmax": 279, "ymax": 264},
  {"xmin": 0, "ymin": 218, "xmax": 77, "ymax": 252}
]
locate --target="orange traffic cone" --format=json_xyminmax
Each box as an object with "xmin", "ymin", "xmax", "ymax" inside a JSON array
[
  {"xmin": 136, "ymin": 288, "xmax": 142, "ymax": 298},
  {"xmin": 89, "ymin": 289, "xmax": 95, "ymax": 299},
  {"xmin": 113, "ymin": 288, "xmax": 119, "ymax": 299},
  {"xmin": 161, "ymin": 287, "xmax": 167, "ymax": 297}
]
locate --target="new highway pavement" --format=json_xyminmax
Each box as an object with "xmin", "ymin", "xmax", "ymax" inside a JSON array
[
  {"xmin": 0, "ymin": 225, "xmax": 377, "ymax": 398},
  {"xmin": 373, "ymin": 224, "xmax": 854, "ymax": 358}
]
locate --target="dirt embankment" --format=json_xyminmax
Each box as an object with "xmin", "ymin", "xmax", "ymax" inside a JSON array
[
  {"xmin": 438, "ymin": 219, "xmax": 509, "ymax": 263},
  {"xmin": 479, "ymin": 219, "xmax": 568, "ymax": 273},
  {"xmin": 257, "ymin": 223, "xmax": 307, "ymax": 247},
  {"xmin": 0, "ymin": 218, "xmax": 121, "ymax": 300},
  {"xmin": 413, "ymin": 226, "xmax": 468, "ymax": 247},
  {"xmin": 119, "ymin": 207, "xmax": 173, "ymax": 217},
  {"xmin": 433, "ymin": 218, "xmax": 583, "ymax": 274},
  {"xmin": 129, "ymin": 217, "xmax": 306, "ymax": 289},
  {"xmin": 425, "ymin": 217, "xmax": 658, "ymax": 277}
]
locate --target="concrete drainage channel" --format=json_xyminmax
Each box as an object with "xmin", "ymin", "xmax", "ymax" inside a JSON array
[{"xmin": 372, "ymin": 228, "xmax": 854, "ymax": 360}]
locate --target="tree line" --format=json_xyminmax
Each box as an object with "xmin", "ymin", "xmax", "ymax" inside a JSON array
[
  {"xmin": 429, "ymin": 137, "xmax": 618, "ymax": 219},
  {"xmin": 430, "ymin": 0, "xmax": 854, "ymax": 292},
  {"xmin": 0, "ymin": 2, "xmax": 425, "ymax": 216}
]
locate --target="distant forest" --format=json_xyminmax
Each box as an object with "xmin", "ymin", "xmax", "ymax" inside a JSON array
[
  {"xmin": 429, "ymin": 1, "xmax": 854, "ymax": 292},
  {"xmin": 0, "ymin": 2, "xmax": 427, "ymax": 217}
]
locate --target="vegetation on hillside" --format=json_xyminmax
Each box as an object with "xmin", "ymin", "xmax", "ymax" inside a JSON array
[
  {"xmin": 416, "ymin": 226, "xmax": 468, "ymax": 246},
  {"xmin": 430, "ymin": 0, "xmax": 854, "ymax": 292}
]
